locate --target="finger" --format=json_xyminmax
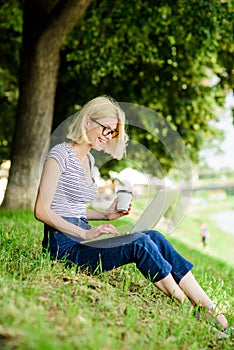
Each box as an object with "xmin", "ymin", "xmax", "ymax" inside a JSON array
[
  {"xmin": 107, "ymin": 228, "xmax": 120, "ymax": 235},
  {"xmin": 100, "ymin": 224, "xmax": 116, "ymax": 229},
  {"xmin": 105, "ymin": 227, "xmax": 119, "ymax": 234},
  {"xmin": 98, "ymin": 225, "xmax": 119, "ymax": 235}
]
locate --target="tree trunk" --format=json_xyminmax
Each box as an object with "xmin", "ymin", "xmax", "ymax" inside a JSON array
[
  {"xmin": 2, "ymin": 0, "xmax": 93, "ymax": 209},
  {"xmin": 3, "ymin": 49, "xmax": 59, "ymax": 209}
]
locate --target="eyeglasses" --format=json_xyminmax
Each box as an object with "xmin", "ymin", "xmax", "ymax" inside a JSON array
[{"xmin": 91, "ymin": 119, "xmax": 119, "ymax": 139}]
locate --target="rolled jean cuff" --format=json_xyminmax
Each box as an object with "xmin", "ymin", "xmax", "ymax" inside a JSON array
[
  {"xmin": 150, "ymin": 262, "xmax": 193, "ymax": 284},
  {"xmin": 151, "ymin": 267, "xmax": 172, "ymax": 283},
  {"xmin": 171, "ymin": 262, "xmax": 194, "ymax": 284}
]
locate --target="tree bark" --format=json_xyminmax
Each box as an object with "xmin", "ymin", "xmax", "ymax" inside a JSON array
[{"xmin": 2, "ymin": 0, "xmax": 93, "ymax": 209}]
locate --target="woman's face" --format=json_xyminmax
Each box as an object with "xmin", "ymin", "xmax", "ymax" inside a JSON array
[{"xmin": 86, "ymin": 117, "xmax": 118, "ymax": 151}]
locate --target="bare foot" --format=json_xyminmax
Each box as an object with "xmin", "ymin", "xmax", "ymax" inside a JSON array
[
  {"xmin": 201, "ymin": 304, "xmax": 228, "ymax": 331},
  {"xmin": 206, "ymin": 308, "xmax": 228, "ymax": 331}
]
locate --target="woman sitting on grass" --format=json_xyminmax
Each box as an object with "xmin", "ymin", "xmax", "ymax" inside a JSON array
[{"xmin": 34, "ymin": 96, "xmax": 228, "ymax": 332}]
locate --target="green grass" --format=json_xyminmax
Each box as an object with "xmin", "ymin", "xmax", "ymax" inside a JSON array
[
  {"xmin": 172, "ymin": 194, "xmax": 234, "ymax": 265},
  {"xmin": 0, "ymin": 203, "xmax": 233, "ymax": 350}
]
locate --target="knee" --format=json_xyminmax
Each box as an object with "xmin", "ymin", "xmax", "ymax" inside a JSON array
[
  {"xmin": 144, "ymin": 230, "xmax": 171, "ymax": 251},
  {"xmin": 133, "ymin": 234, "xmax": 158, "ymax": 258},
  {"xmin": 145, "ymin": 230, "xmax": 165, "ymax": 242},
  {"xmin": 131, "ymin": 231, "xmax": 169, "ymax": 260},
  {"xmin": 135, "ymin": 234, "xmax": 154, "ymax": 246}
]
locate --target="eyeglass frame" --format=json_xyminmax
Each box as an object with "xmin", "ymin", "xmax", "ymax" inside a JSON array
[{"xmin": 90, "ymin": 119, "xmax": 119, "ymax": 139}]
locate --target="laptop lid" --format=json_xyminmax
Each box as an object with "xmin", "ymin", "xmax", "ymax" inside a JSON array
[
  {"xmin": 130, "ymin": 187, "xmax": 179, "ymax": 233},
  {"xmin": 80, "ymin": 187, "xmax": 179, "ymax": 247}
]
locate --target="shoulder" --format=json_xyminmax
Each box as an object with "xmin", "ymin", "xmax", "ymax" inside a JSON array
[
  {"xmin": 46, "ymin": 142, "xmax": 71, "ymax": 172},
  {"xmin": 47, "ymin": 142, "xmax": 70, "ymax": 159}
]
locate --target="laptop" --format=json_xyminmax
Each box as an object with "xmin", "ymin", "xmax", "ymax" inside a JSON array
[{"xmin": 81, "ymin": 187, "xmax": 179, "ymax": 248}]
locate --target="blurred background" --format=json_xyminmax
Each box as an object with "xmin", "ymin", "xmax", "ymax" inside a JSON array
[{"xmin": 0, "ymin": 0, "xmax": 233, "ymax": 262}]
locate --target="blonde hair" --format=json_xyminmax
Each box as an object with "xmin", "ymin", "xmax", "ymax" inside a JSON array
[{"xmin": 66, "ymin": 96, "xmax": 128, "ymax": 160}]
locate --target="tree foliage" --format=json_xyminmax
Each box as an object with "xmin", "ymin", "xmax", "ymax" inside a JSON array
[
  {"xmin": 0, "ymin": 0, "xmax": 233, "ymax": 207},
  {"xmin": 0, "ymin": 0, "xmax": 22, "ymax": 162},
  {"xmin": 55, "ymin": 0, "xmax": 233, "ymax": 174},
  {"xmin": 2, "ymin": 0, "xmax": 93, "ymax": 209}
]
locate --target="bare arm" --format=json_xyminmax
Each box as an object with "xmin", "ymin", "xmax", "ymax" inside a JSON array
[{"xmin": 34, "ymin": 158, "xmax": 119, "ymax": 240}]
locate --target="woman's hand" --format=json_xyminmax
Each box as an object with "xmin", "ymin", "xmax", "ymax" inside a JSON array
[
  {"xmin": 105, "ymin": 197, "xmax": 132, "ymax": 221},
  {"xmin": 86, "ymin": 197, "xmax": 132, "ymax": 221},
  {"xmin": 82, "ymin": 223, "xmax": 119, "ymax": 240}
]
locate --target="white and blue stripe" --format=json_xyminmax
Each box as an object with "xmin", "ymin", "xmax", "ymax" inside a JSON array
[{"xmin": 46, "ymin": 142, "xmax": 98, "ymax": 218}]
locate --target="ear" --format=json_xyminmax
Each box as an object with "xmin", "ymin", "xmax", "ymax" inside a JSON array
[{"xmin": 84, "ymin": 116, "xmax": 90, "ymax": 128}]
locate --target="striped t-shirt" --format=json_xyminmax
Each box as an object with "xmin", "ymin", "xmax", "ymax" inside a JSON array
[{"xmin": 46, "ymin": 142, "xmax": 98, "ymax": 218}]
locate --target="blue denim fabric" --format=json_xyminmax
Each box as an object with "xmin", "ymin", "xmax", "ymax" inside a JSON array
[{"xmin": 45, "ymin": 217, "xmax": 193, "ymax": 283}]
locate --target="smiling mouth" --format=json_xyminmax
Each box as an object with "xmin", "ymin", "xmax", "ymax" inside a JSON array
[{"xmin": 98, "ymin": 137, "xmax": 107, "ymax": 145}]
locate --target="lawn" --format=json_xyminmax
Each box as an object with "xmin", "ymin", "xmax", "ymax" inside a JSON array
[{"xmin": 0, "ymin": 196, "xmax": 233, "ymax": 349}]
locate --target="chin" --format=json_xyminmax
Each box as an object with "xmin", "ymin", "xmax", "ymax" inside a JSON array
[{"xmin": 93, "ymin": 144, "xmax": 105, "ymax": 152}]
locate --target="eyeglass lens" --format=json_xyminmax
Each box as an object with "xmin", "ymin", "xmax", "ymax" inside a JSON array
[{"xmin": 92, "ymin": 119, "xmax": 119, "ymax": 138}]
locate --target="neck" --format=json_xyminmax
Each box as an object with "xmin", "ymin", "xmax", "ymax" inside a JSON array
[{"xmin": 71, "ymin": 142, "xmax": 91, "ymax": 162}]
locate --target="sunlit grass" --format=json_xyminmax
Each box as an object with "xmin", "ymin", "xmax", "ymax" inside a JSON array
[
  {"xmin": 0, "ymin": 203, "xmax": 233, "ymax": 349},
  {"xmin": 173, "ymin": 194, "xmax": 234, "ymax": 265}
]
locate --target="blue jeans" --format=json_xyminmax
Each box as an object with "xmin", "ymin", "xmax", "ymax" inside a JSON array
[{"xmin": 44, "ymin": 217, "xmax": 193, "ymax": 283}]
